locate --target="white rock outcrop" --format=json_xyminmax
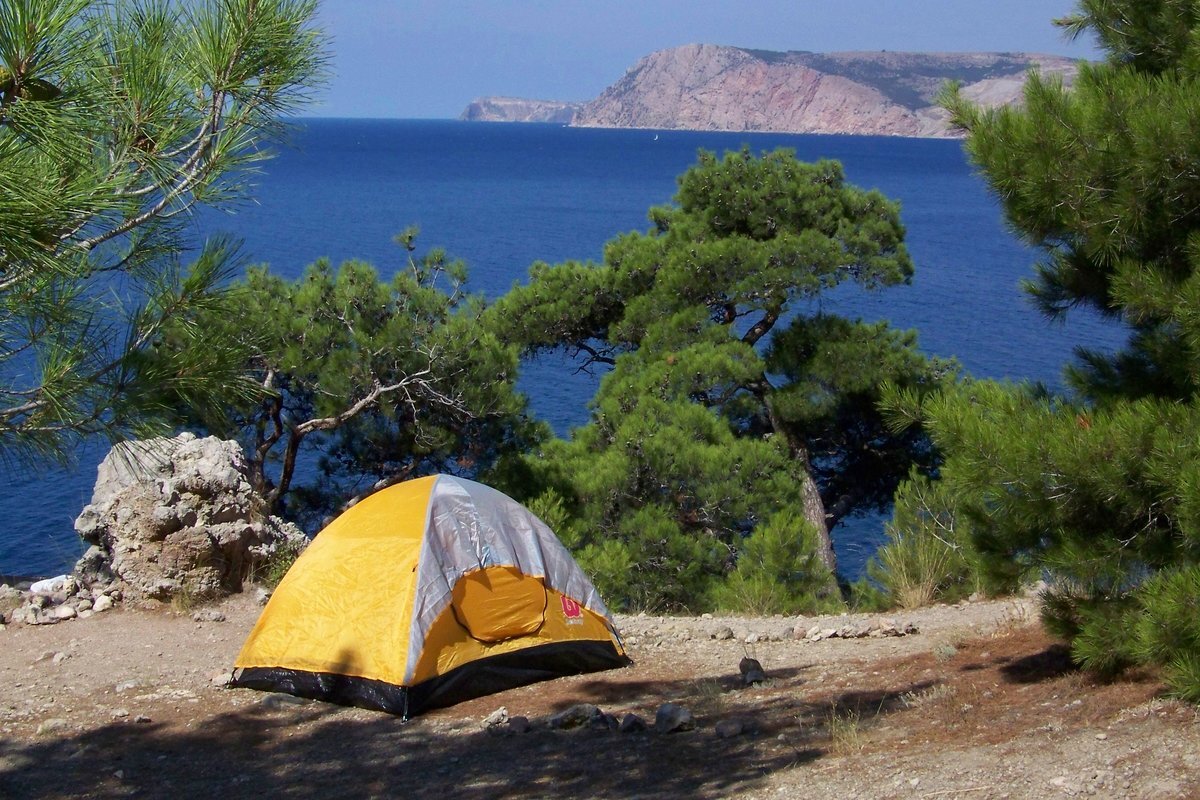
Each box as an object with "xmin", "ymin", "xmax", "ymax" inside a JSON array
[{"xmin": 73, "ymin": 433, "xmax": 305, "ymax": 602}]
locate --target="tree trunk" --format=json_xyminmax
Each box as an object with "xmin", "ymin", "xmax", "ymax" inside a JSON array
[{"xmin": 753, "ymin": 379, "xmax": 839, "ymax": 576}]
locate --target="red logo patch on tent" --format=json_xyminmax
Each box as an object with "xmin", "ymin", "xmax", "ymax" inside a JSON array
[{"xmin": 560, "ymin": 596, "xmax": 583, "ymax": 621}]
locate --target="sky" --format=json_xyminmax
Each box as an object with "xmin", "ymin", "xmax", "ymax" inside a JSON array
[{"xmin": 312, "ymin": 1, "xmax": 1102, "ymax": 119}]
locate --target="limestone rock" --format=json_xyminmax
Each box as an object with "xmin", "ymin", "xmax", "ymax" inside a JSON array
[
  {"xmin": 715, "ymin": 718, "xmax": 757, "ymax": 739},
  {"xmin": 0, "ymin": 584, "xmax": 22, "ymax": 618},
  {"xmin": 619, "ymin": 713, "xmax": 648, "ymax": 733},
  {"xmin": 739, "ymin": 656, "xmax": 767, "ymax": 686},
  {"xmin": 482, "ymin": 707, "xmax": 509, "ymax": 728},
  {"xmin": 73, "ymin": 433, "xmax": 307, "ymax": 602},
  {"xmin": 548, "ymin": 703, "xmax": 603, "ymax": 730},
  {"xmin": 654, "ymin": 702, "xmax": 695, "ymax": 733}
]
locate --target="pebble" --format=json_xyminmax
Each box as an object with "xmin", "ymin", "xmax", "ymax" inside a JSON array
[{"xmin": 93, "ymin": 595, "xmax": 115, "ymax": 613}]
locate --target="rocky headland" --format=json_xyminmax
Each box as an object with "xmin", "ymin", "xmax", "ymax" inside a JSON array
[
  {"xmin": 459, "ymin": 96, "xmax": 582, "ymax": 124},
  {"xmin": 462, "ymin": 44, "xmax": 1079, "ymax": 138}
]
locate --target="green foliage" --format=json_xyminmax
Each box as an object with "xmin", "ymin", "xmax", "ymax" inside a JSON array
[
  {"xmin": 868, "ymin": 474, "xmax": 988, "ymax": 609},
  {"xmin": 255, "ymin": 538, "xmax": 306, "ymax": 590},
  {"xmin": 711, "ymin": 510, "xmax": 839, "ymax": 615},
  {"xmin": 490, "ymin": 148, "xmax": 945, "ymax": 611},
  {"xmin": 207, "ymin": 236, "xmax": 533, "ymax": 522},
  {"xmin": 913, "ymin": 2, "xmax": 1200, "ymax": 697},
  {"xmin": 1136, "ymin": 565, "xmax": 1200, "ymax": 701},
  {"xmin": 768, "ymin": 315, "xmax": 955, "ymax": 523},
  {"xmin": 0, "ymin": 0, "xmax": 326, "ymax": 462}
]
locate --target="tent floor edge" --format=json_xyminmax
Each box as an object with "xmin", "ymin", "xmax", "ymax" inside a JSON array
[
  {"xmin": 406, "ymin": 639, "xmax": 631, "ymax": 718},
  {"xmin": 232, "ymin": 667, "xmax": 412, "ymax": 718}
]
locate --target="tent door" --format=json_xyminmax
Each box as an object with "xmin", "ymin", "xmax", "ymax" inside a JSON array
[{"xmin": 450, "ymin": 565, "xmax": 547, "ymax": 643}]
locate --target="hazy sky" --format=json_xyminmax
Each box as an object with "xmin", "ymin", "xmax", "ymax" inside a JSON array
[{"xmin": 313, "ymin": 1, "xmax": 1101, "ymax": 119}]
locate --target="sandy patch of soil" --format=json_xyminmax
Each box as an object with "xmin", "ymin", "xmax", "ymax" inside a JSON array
[{"xmin": 1, "ymin": 593, "xmax": 1197, "ymax": 799}]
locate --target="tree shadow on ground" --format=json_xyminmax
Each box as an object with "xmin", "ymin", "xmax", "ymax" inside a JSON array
[
  {"xmin": 998, "ymin": 643, "xmax": 1076, "ymax": 683},
  {"xmin": 0, "ymin": 666, "xmax": 941, "ymax": 800}
]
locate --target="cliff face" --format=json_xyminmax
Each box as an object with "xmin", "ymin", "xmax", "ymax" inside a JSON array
[
  {"xmin": 520, "ymin": 45, "xmax": 1077, "ymax": 137},
  {"xmin": 460, "ymin": 96, "xmax": 582, "ymax": 124}
]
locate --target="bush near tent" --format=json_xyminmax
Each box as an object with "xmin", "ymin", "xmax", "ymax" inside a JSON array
[{"xmin": 232, "ymin": 475, "xmax": 628, "ymax": 717}]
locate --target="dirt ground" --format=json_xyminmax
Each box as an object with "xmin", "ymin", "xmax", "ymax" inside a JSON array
[{"xmin": 1, "ymin": 592, "xmax": 1197, "ymax": 800}]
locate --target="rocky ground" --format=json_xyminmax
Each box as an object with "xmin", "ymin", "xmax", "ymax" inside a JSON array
[{"xmin": 1, "ymin": 591, "xmax": 1197, "ymax": 799}]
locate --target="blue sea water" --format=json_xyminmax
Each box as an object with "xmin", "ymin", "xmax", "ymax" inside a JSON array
[{"xmin": 0, "ymin": 119, "xmax": 1127, "ymax": 580}]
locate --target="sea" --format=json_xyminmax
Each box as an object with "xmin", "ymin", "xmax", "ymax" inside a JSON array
[{"xmin": 0, "ymin": 119, "xmax": 1128, "ymax": 581}]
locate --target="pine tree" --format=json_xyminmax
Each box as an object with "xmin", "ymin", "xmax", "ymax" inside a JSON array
[
  {"xmin": 195, "ymin": 234, "xmax": 534, "ymax": 524},
  {"xmin": 489, "ymin": 149, "xmax": 947, "ymax": 610},
  {"xmin": 897, "ymin": 0, "xmax": 1200, "ymax": 695},
  {"xmin": 0, "ymin": 0, "xmax": 326, "ymax": 462}
]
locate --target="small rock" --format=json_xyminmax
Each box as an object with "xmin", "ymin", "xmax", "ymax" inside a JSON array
[
  {"xmin": 1096, "ymin": 733, "xmax": 1108, "ymax": 741},
  {"xmin": 112, "ymin": 709, "xmax": 130, "ymax": 719},
  {"xmin": 618, "ymin": 713, "xmax": 648, "ymax": 733},
  {"xmin": 92, "ymin": 595, "xmax": 115, "ymax": 613},
  {"xmin": 806, "ymin": 625, "xmax": 821, "ymax": 640},
  {"xmin": 134, "ymin": 715, "xmax": 152, "ymax": 724},
  {"xmin": 590, "ymin": 712, "xmax": 620, "ymax": 731},
  {"xmin": 654, "ymin": 702, "xmax": 695, "ymax": 733},
  {"xmin": 209, "ymin": 669, "xmax": 234, "ymax": 688},
  {"xmin": 51, "ymin": 651, "xmax": 69, "ymax": 666},
  {"xmin": 701, "ymin": 613, "xmax": 713, "ymax": 620},
  {"xmin": 114, "ymin": 680, "xmax": 140, "ymax": 693},
  {"xmin": 482, "ymin": 707, "xmax": 509, "ymax": 728},
  {"xmin": 37, "ymin": 718, "xmax": 68, "ymax": 735},
  {"xmin": 254, "ymin": 587, "xmax": 271, "ymax": 606},
  {"xmin": 192, "ymin": 609, "xmax": 226, "ymax": 623},
  {"xmin": 508, "ymin": 715, "xmax": 531, "ymax": 734},
  {"xmin": 714, "ymin": 718, "xmax": 746, "ymax": 738},
  {"xmin": 260, "ymin": 693, "xmax": 307, "ymax": 710},
  {"xmin": 739, "ymin": 656, "xmax": 767, "ymax": 686},
  {"xmin": 714, "ymin": 627, "xmax": 734, "ymax": 641},
  {"xmin": 52, "ymin": 605, "xmax": 78, "ymax": 621},
  {"xmin": 547, "ymin": 703, "xmax": 602, "ymax": 730},
  {"xmin": 30, "ymin": 575, "xmax": 70, "ymax": 594}
]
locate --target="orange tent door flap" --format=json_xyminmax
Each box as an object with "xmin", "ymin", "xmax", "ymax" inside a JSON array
[{"xmin": 450, "ymin": 565, "xmax": 546, "ymax": 643}]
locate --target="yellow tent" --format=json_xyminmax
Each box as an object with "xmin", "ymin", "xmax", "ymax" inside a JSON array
[{"xmin": 232, "ymin": 475, "xmax": 627, "ymax": 717}]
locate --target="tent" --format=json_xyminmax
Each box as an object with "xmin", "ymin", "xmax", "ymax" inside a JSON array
[{"xmin": 232, "ymin": 474, "xmax": 628, "ymax": 717}]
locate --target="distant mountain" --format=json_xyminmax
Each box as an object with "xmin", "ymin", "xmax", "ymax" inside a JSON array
[
  {"xmin": 459, "ymin": 96, "xmax": 582, "ymax": 124},
  {"xmin": 462, "ymin": 45, "xmax": 1079, "ymax": 138}
]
